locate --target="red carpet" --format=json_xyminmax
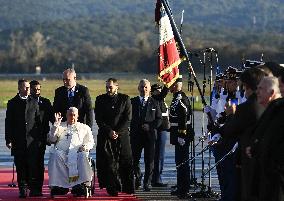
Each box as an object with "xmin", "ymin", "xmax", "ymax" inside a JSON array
[{"xmin": 0, "ymin": 168, "xmax": 140, "ymax": 201}]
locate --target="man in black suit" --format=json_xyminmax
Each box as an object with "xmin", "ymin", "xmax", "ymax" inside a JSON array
[
  {"xmin": 5, "ymin": 79, "xmax": 42, "ymax": 198},
  {"xmin": 216, "ymin": 68, "xmax": 267, "ymax": 201},
  {"xmin": 130, "ymin": 79, "xmax": 162, "ymax": 192},
  {"xmin": 29, "ymin": 80, "xmax": 54, "ymax": 196},
  {"xmin": 247, "ymin": 76, "xmax": 284, "ymax": 201},
  {"xmin": 53, "ymin": 68, "xmax": 93, "ymax": 128},
  {"xmin": 95, "ymin": 78, "xmax": 134, "ymax": 196}
]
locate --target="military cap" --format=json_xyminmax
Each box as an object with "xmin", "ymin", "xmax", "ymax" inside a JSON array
[
  {"xmin": 151, "ymin": 83, "xmax": 162, "ymax": 91},
  {"xmin": 215, "ymin": 73, "xmax": 224, "ymax": 81},
  {"xmin": 224, "ymin": 66, "xmax": 238, "ymax": 80},
  {"xmin": 176, "ymin": 75, "xmax": 182, "ymax": 83}
]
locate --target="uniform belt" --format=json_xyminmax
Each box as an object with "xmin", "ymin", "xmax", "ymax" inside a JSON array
[
  {"xmin": 162, "ymin": 112, "xmax": 168, "ymax": 117},
  {"xmin": 170, "ymin": 121, "xmax": 191, "ymax": 127}
]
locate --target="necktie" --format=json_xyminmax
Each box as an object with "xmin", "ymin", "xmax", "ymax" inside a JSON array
[
  {"xmin": 141, "ymin": 97, "xmax": 145, "ymax": 107},
  {"xmin": 68, "ymin": 89, "xmax": 74, "ymax": 106}
]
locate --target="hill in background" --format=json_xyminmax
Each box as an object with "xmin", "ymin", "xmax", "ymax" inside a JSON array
[{"xmin": 0, "ymin": 0, "xmax": 283, "ymax": 73}]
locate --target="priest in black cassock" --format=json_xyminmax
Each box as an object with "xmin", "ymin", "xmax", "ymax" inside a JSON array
[{"xmin": 95, "ymin": 78, "xmax": 134, "ymax": 196}]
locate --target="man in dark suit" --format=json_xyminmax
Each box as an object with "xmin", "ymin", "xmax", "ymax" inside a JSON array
[
  {"xmin": 53, "ymin": 68, "xmax": 93, "ymax": 128},
  {"xmin": 29, "ymin": 80, "xmax": 54, "ymax": 196},
  {"xmin": 130, "ymin": 79, "xmax": 162, "ymax": 192},
  {"xmin": 217, "ymin": 68, "xmax": 267, "ymax": 201},
  {"xmin": 5, "ymin": 79, "xmax": 42, "ymax": 198},
  {"xmin": 95, "ymin": 78, "xmax": 134, "ymax": 196},
  {"xmin": 247, "ymin": 76, "xmax": 284, "ymax": 201}
]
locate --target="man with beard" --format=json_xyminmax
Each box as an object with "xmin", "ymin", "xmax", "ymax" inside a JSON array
[
  {"xmin": 28, "ymin": 80, "xmax": 54, "ymax": 196},
  {"xmin": 95, "ymin": 78, "xmax": 134, "ymax": 196}
]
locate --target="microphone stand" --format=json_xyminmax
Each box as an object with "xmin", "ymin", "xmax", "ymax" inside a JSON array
[
  {"xmin": 192, "ymin": 142, "xmax": 239, "ymax": 199},
  {"xmin": 187, "ymin": 71, "xmax": 198, "ymax": 189},
  {"xmin": 202, "ymin": 142, "xmax": 239, "ymax": 178},
  {"xmin": 206, "ymin": 50, "xmax": 220, "ymax": 198},
  {"xmin": 8, "ymin": 162, "xmax": 17, "ymax": 187}
]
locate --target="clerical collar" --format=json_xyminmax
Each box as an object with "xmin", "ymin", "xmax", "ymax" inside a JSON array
[
  {"xmin": 67, "ymin": 123, "xmax": 77, "ymax": 128},
  {"xmin": 139, "ymin": 96, "xmax": 149, "ymax": 102},
  {"xmin": 18, "ymin": 94, "xmax": 28, "ymax": 100}
]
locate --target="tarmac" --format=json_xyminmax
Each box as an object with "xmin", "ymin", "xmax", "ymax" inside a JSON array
[{"xmin": 0, "ymin": 109, "xmax": 221, "ymax": 200}]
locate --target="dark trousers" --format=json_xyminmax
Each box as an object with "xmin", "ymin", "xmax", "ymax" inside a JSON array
[
  {"xmin": 212, "ymin": 146, "xmax": 226, "ymax": 200},
  {"xmin": 175, "ymin": 144, "xmax": 190, "ymax": 194},
  {"xmin": 105, "ymin": 137, "xmax": 135, "ymax": 193},
  {"xmin": 152, "ymin": 130, "xmax": 168, "ymax": 184},
  {"xmin": 220, "ymin": 154, "xmax": 236, "ymax": 201},
  {"xmin": 131, "ymin": 129, "xmax": 156, "ymax": 187},
  {"xmin": 14, "ymin": 141, "xmax": 45, "ymax": 191}
]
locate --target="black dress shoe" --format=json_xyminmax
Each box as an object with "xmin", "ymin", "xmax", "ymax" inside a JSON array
[
  {"xmin": 29, "ymin": 190, "xmax": 43, "ymax": 197},
  {"xmin": 143, "ymin": 185, "xmax": 151, "ymax": 192},
  {"xmin": 152, "ymin": 182, "xmax": 168, "ymax": 187},
  {"xmin": 19, "ymin": 187, "xmax": 27, "ymax": 198},
  {"xmin": 71, "ymin": 184, "xmax": 86, "ymax": 197},
  {"xmin": 106, "ymin": 188, "xmax": 118, "ymax": 196},
  {"xmin": 135, "ymin": 179, "xmax": 141, "ymax": 190},
  {"xmin": 177, "ymin": 193, "xmax": 192, "ymax": 199},
  {"xmin": 50, "ymin": 186, "xmax": 69, "ymax": 196},
  {"xmin": 170, "ymin": 189, "xmax": 178, "ymax": 196}
]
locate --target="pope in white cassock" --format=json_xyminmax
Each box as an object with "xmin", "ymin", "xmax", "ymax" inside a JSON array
[{"xmin": 48, "ymin": 107, "xmax": 94, "ymax": 196}]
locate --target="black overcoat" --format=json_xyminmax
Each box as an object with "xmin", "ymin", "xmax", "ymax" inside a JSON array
[
  {"xmin": 5, "ymin": 95, "xmax": 41, "ymax": 155},
  {"xmin": 250, "ymin": 98, "xmax": 284, "ymax": 201}
]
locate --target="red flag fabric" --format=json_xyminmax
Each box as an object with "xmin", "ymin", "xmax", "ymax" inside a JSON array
[{"xmin": 156, "ymin": 0, "xmax": 181, "ymax": 87}]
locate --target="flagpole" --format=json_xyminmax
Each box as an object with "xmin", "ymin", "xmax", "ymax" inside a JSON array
[{"xmin": 160, "ymin": 0, "xmax": 214, "ymax": 123}]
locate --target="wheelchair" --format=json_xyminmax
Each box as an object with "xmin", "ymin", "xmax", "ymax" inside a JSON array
[{"xmin": 50, "ymin": 157, "xmax": 96, "ymax": 198}]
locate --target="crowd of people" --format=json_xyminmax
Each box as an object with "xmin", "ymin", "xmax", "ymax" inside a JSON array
[
  {"xmin": 207, "ymin": 62, "xmax": 284, "ymax": 201},
  {"xmin": 4, "ymin": 62, "xmax": 284, "ymax": 201}
]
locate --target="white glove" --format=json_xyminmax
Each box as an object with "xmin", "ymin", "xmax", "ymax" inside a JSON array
[
  {"xmin": 177, "ymin": 137, "xmax": 185, "ymax": 146},
  {"xmin": 204, "ymin": 105, "xmax": 212, "ymax": 113},
  {"xmin": 210, "ymin": 133, "xmax": 221, "ymax": 142},
  {"xmin": 232, "ymin": 142, "xmax": 239, "ymax": 153}
]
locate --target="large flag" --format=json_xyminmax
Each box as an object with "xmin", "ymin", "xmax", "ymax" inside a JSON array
[{"xmin": 155, "ymin": 0, "xmax": 181, "ymax": 87}]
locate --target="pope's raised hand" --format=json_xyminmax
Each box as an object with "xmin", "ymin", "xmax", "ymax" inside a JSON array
[{"xmin": 54, "ymin": 112, "xmax": 63, "ymax": 125}]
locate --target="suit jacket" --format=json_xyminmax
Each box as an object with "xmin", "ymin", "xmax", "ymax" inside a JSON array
[
  {"xmin": 219, "ymin": 93, "xmax": 259, "ymax": 156},
  {"xmin": 249, "ymin": 98, "xmax": 284, "ymax": 201},
  {"xmin": 37, "ymin": 96, "xmax": 54, "ymax": 145},
  {"xmin": 130, "ymin": 96, "xmax": 162, "ymax": 135},
  {"xmin": 5, "ymin": 95, "xmax": 41, "ymax": 155},
  {"xmin": 53, "ymin": 84, "xmax": 93, "ymax": 128}
]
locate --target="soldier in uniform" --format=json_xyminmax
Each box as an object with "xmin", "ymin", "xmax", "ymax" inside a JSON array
[
  {"xmin": 151, "ymin": 84, "xmax": 170, "ymax": 187},
  {"xmin": 169, "ymin": 76, "xmax": 193, "ymax": 199},
  {"xmin": 207, "ymin": 67, "xmax": 246, "ymax": 201}
]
